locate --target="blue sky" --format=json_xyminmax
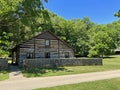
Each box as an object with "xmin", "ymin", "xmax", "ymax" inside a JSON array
[{"xmin": 44, "ymin": 0, "xmax": 120, "ymax": 24}]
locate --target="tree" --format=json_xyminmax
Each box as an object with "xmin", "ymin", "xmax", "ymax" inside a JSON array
[
  {"xmin": 0, "ymin": 0, "xmax": 49, "ymax": 57},
  {"xmin": 114, "ymin": 10, "xmax": 120, "ymax": 17},
  {"xmin": 71, "ymin": 18, "xmax": 94, "ymax": 57},
  {"xmin": 11, "ymin": 0, "xmax": 50, "ymax": 41},
  {"xmin": 0, "ymin": 0, "xmax": 22, "ymax": 57},
  {"xmin": 49, "ymin": 16, "xmax": 95, "ymax": 57},
  {"xmin": 88, "ymin": 27, "xmax": 116, "ymax": 57}
]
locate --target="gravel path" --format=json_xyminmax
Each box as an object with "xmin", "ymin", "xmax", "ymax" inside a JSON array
[{"xmin": 0, "ymin": 66, "xmax": 120, "ymax": 90}]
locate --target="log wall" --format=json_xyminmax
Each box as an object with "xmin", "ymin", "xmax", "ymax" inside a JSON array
[{"xmin": 18, "ymin": 39, "xmax": 74, "ymax": 66}]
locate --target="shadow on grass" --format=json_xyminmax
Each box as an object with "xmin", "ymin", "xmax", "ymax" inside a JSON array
[
  {"xmin": 22, "ymin": 67, "xmax": 73, "ymax": 77},
  {"xmin": 0, "ymin": 70, "xmax": 8, "ymax": 74},
  {"xmin": 103, "ymin": 56, "xmax": 118, "ymax": 59}
]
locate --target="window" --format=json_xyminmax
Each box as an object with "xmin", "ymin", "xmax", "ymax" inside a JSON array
[
  {"xmin": 26, "ymin": 53, "xmax": 33, "ymax": 59},
  {"xmin": 45, "ymin": 52, "xmax": 50, "ymax": 58},
  {"xmin": 45, "ymin": 40, "xmax": 50, "ymax": 46},
  {"xmin": 65, "ymin": 52, "xmax": 69, "ymax": 58}
]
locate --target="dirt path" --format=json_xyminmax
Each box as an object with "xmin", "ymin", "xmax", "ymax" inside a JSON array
[
  {"xmin": 9, "ymin": 65, "xmax": 26, "ymax": 80},
  {"xmin": 0, "ymin": 69, "xmax": 120, "ymax": 90}
]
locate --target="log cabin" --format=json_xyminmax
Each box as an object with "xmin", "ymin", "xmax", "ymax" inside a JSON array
[
  {"xmin": 115, "ymin": 48, "xmax": 120, "ymax": 54},
  {"xmin": 11, "ymin": 31, "xmax": 74, "ymax": 66}
]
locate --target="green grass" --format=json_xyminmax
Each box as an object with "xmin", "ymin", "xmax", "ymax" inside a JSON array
[
  {"xmin": 0, "ymin": 70, "xmax": 9, "ymax": 81},
  {"xmin": 35, "ymin": 78, "xmax": 120, "ymax": 90},
  {"xmin": 22, "ymin": 55, "xmax": 120, "ymax": 78}
]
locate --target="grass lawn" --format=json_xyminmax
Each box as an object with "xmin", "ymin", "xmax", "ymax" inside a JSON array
[
  {"xmin": 0, "ymin": 70, "xmax": 9, "ymax": 81},
  {"xmin": 35, "ymin": 78, "xmax": 120, "ymax": 90},
  {"xmin": 22, "ymin": 55, "xmax": 120, "ymax": 78}
]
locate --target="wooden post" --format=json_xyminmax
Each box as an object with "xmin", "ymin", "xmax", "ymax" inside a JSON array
[
  {"xmin": 58, "ymin": 40, "xmax": 60, "ymax": 58},
  {"xmin": 33, "ymin": 37, "xmax": 36, "ymax": 59},
  {"xmin": 12, "ymin": 51, "xmax": 14, "ymax": 64}
]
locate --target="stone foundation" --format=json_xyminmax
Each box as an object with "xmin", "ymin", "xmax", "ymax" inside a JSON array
[
  {"xmin": 23, "ymin": 58, "xmax": 103, "ymax": 69},
  {"xmin": 0, "ymin": 59, "xmax": 8, "ymax": 70}
]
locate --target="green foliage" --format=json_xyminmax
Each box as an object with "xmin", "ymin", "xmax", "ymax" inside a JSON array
[
  {"xmin": 0, "ymin": 0, "xmax": 49, "ymax": 57},
  {"xmin": 0, "ymin": 0, "xmax": 22, "ymax": 15},
  {"xmin": 0, "ymin": 32, "xmax": 13, "ymax": 57},
  {"xmin": 50, "ymin": 16, "xmax": 120, "ymax": 57},
  {"xmin": 88, "ymin": 25, "xmax": 119, "ymax": 57},
  {"xmin": 11, "ymin": 0, "xmax": 50, "ymax": 42},
  {"xmin": 71, "ymin": 18, "xmax": 93, "ymax": 56},
  {"xmin": 49, "ymin": 17, "xmax": 94, "ymax": 57},
  {"xmin": 114, "ymin": 10, "xmax": 120, "ymax": 17},
  {"xmin": 88, "ymin": 47, "xmax": 99, "ymax": 57}
]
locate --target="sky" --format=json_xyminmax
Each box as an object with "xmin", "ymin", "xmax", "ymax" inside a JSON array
[{"xmin": 44, "ymin": 0, "xmax": 120, "ymax": 24}]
